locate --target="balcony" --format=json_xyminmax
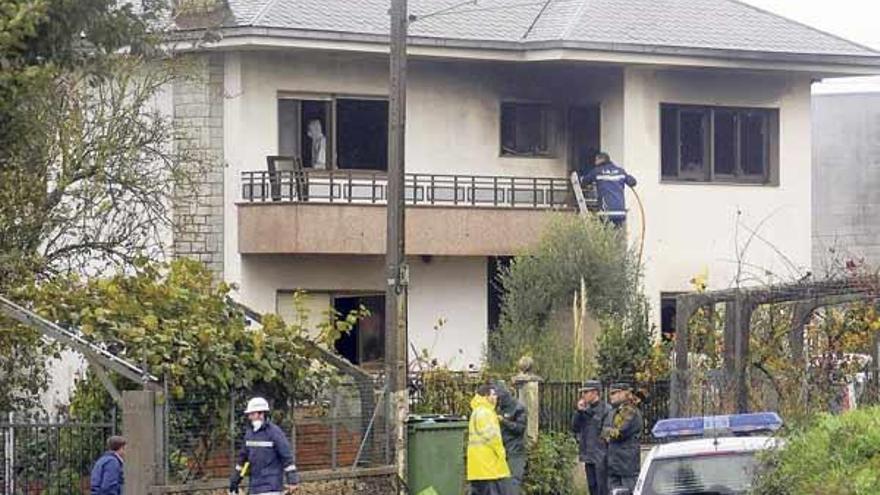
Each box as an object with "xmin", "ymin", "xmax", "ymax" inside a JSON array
[{"xmin": 238, "ymin": 170, "xmax": 596, "ymax": 256}]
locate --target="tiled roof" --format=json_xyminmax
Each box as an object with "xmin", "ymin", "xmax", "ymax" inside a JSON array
[{"xmin": 216, "ymin": 0, "xmax": 879, "ymax": 58}]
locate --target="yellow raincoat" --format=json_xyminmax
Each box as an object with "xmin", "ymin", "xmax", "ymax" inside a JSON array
[{"xmin": 467, "ymin": 394, "xmax": 511, "ymax": 481}]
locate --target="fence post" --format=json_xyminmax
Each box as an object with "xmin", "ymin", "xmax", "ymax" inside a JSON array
[
  {"xmin": 512, "ymin": 356, "xmax": 541, "ymax": 443},
  {"xmin": 122, "ymin": 390, "xmax": 165, "ymax": 495}
]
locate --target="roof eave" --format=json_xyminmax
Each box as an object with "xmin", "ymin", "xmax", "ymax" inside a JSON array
[{"xmin": 167, "ymin": 26, "xmax": 880, "ymax": 74}]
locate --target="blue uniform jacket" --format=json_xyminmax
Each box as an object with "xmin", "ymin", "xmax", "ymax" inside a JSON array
[
  {"xmin": 236, "ymin": 421, "xmax": 300, "ymax": 494},
  {"xmin": 90, "ymin": 452, "xmax": 124, "ymax": 495},
  {"xmin": 579, "ymin": 161, "xmax": 637, "ymax": 218}
]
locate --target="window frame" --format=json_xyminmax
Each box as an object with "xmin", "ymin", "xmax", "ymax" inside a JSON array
[
  {"xmin": 499, "ymin": 100, "xmax": 560, "ymax": 159},
  {"xmin": 277, "ymin": 92, "xmax": 389, "ymax": 172},
  {"xmin": 660, "ymin": 103, "xmax": 779, "ymax": 186}
]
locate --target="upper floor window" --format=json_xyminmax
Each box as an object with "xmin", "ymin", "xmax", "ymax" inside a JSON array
[
  {"xmin": 661, "ymin": 104, "xmax": 778, "ymax": 184},
  {"xmin": 500, "ymin": 101, "xmax": 558, "ymax": 157},
  {"xmin": 278, "ymin": 96, "xmax": 389, "ymax": 171}
]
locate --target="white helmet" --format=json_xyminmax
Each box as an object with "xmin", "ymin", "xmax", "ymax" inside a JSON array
[{"xmin": 244, "ymin": 397, "xmax": 270, "ymax": 415}]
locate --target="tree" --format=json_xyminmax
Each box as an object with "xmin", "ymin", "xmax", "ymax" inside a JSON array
[
  {"xmin": 490, "ymin": 214, "xmax": 651, "ymax": 381},
  {"xmin": 0, "ymin": 0, "xmax": 197, "ymax": 410},
  {"xmin": 1, "ymin": 0, "xmax": 185, "ymax": 284}
]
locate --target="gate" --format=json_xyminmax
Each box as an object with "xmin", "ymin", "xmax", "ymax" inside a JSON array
[{"xmin": 1, "ymin": 411, "xmax": 117, "ymax": 494}]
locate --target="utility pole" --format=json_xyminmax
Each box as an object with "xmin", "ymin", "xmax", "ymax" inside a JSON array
[{"xmin": 386, "ymin": 0, "xmax": 409, "ymax": 486}]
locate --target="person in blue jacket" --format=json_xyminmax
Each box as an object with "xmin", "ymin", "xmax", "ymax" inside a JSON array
[
  {"xmin": 90, "ymin": 436, "xmax": 125, "ymax": 495},
  {"xmin": 579, "ymin": 152, "xmax": 637, "ymax": 228},
  {"xmin": 229, "ymin": 397, "xmax": 301, "ymax": 494}
]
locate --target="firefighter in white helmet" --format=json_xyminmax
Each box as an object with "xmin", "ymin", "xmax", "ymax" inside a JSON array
[{"xmin": 229, "ymin": 397, "xmax": 300, "ymax": 494}]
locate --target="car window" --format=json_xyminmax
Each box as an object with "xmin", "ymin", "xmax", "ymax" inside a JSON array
[{"xmin": 641, "ymin": 452, "xmax": 759, "ymax": 495}]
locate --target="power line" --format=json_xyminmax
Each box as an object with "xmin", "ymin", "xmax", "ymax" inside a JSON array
[{"xmin": 411, "ymin": 0, "xmax": 579, "ymax": 20}]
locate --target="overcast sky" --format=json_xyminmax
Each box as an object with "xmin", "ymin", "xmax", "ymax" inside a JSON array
[{"xmin": 740, "ymin": 0, "xmax": 880, "ymax": 93}]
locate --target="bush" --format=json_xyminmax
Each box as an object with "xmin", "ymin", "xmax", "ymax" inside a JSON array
[
  {"xmin": 753, "ymin": 407, "xmax": 880, "ymax": 495},
  {"xmin": 490, "ymin": 214, "xmax": 651, "ymax": 381},
  {"xmin": 523, "ymin": 432, "xmax": 579, "ymax": 495}
]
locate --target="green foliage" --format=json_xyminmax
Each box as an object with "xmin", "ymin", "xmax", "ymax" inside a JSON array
[
  {"xmin": 753, "ymin": 407, "xmax": 880, "ymax": 495},
  {"xmin": 0, "ymin": 0, "xmax": 185, "ymax": 408},
  {"xmin": 523, "ymin": 432, "xmax": 579, "ymax": 495},
  {"xmin": 11, "ymin": 259, "xmax": 362, "ymax": 480},
  {"xmin": 411, "ymin": 369, "xmax": 495, "ymax": 417},
  {"xmin": 491, "ymin": 214, "xmax": 651, "ymax": 381},
  {"xmin": 595, "ymin": 297, "xmax": 652, "ymax": 384}
]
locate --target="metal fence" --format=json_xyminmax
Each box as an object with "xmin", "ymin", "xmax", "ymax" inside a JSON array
[
  {"xmin": 1, "ymin": 411, "xmax": 118, "ymax": 494},
  {"xmin": 241, "ymin": 170, "xmax": 598, "ymax": 210},
  {"xmin": 539, "ymin": 381, "xmax": 670, "ymax": 444},
  {"xmin": 164, "ymin": 379, "xmax": 390, "ymax": 484}
]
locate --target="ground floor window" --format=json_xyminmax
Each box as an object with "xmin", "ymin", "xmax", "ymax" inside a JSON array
[
  {"xmin": 275, "ymin": 291, "xmax": 385, "ymax": 368},
  {"xmin": 333, "ymin": 294, "xmax": 385, "ymax": 369},
  {"xmin": 487, "ymin": 257, "xmax": 512, "ymax": 333},
  {"xmin": 660, "ymin": 292, "xmax": 682, "ymax": 341}
]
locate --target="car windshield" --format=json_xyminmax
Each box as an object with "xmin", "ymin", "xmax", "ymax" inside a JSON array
[{"xmin": 641, "ymin": 451, "xmax": 759, "ymax": 495}]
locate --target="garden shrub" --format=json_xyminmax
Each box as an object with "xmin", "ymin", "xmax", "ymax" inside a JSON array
[{"xmin": 523, "ymin": 432, "xmax": 579, "ymax": 495}]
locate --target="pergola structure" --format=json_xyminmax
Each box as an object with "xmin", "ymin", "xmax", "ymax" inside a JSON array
[{"xmin": 671, "ymin": 277, "xmax": 880, "ymax": 416}]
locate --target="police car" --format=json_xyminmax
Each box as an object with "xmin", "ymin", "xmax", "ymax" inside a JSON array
[{"xmin": 614, "ymin": 412, "xmax": 783, "ymax": 495}]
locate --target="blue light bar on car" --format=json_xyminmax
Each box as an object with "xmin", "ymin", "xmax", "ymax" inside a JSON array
[{"xmin": 652, "ymin": 412, "xmax": 783, "ymax": 439}]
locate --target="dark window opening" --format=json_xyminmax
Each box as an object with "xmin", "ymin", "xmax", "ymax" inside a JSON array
[
  {"xmin": 277, "ymin": 97, "xmax": 388, "ymax": 171},
  {"xmin": 488, "ymin": 257, "xmax": 513, "ymax": 333},
  {"xmin": 661, "ymin": 104, "xmax": 776, "ymax": 184},
  {"xmin": 334, "ymin": 294, "xmax": 385, "ymax": 369},
  {"xmin": 501, "ymin": 102, "xmax": 556, "ymax": 157},
  {"xmin": 661, "ymin": 293, "xmax": 681, "ymax": 342},
  {"xmin": 278, "ymin": 99, "xmax": 331, "ymax": 170},
  {"xmin": 568, "ymin": 106, "xmax": 601, "ymax": 172},
  {"xmin": 336, "ymin": 99, "xmax": 389, "ymax": 171}
]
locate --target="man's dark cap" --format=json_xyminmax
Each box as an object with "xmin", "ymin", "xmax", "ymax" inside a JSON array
[
  {"xmin": 579, "ymin": 380, "xmax": 602, "ymax": 392},
  {"xmin": 609, "ymin": 382, "xmax": 633, "ymax": 392}
]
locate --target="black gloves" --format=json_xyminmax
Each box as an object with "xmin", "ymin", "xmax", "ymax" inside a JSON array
[
  {"xmin": 229, "ymin": 470, "xmax": 242, "ymax": 493},
  {"xmin": 285, "ymin": 469, "xmax": 301, "ymax": 486}
]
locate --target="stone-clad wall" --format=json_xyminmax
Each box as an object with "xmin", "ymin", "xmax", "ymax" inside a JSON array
[{"xmin": 172, "ymin": 53, "xmax": 225, "ymax": 277}]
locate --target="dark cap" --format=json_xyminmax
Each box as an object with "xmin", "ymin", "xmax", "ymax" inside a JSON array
[
  {"xmin": 579, "ymin": 380, "xmax": 602, "ymax": 392},
  {"xmin": 609, "ymin": 382, "xmax": 633, "ymax": 392}
]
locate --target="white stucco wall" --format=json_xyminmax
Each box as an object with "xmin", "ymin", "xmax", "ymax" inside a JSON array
[
  {"xmin": 621, "ymin": 67, "xmax": 813, "ymax": 323},
  {"xmin": 222, "ymin": 51, "xmax": 623, "ymax": 288},
  {"xmin": 239, "ymin": 254, "xmax": 487, "ymax": 369}
]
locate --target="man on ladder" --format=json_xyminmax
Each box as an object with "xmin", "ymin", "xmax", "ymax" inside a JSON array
[{"xmin": 574, "ymin": 151, "xmax": 637, "ymax": 228}]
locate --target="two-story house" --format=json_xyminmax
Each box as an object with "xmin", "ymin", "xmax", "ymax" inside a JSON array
[{"xmin": 170, "ymin": 0, "xmax": 880, "ymax": 370}]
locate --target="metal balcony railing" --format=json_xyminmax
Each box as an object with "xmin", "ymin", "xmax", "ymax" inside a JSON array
[{"xmin": 240, "ymin": 169, "xmax": 597, "ymax": 210}]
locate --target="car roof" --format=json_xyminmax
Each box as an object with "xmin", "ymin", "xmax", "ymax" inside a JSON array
[{"xmin": 650, "ymin": 436, "xmax": 780, "ymax": 459}]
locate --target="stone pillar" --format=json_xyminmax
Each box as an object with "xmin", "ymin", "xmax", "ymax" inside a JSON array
[
  {"xmin": 122, "ymin": 390, "xmax": 164, "ymax": 495},
  {"xmin": 512, "ymin": 356, "xmax": 541, "ymax": 443},
  {"xmin": 172, "ymin": 53, "xmax": 226, "ymax": 278}
]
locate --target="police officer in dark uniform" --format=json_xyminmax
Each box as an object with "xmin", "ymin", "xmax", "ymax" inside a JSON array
[
  {"xmin": 602, "ymin": 383, "xmax": 643, "ymax": 492},
  {"xmin": 495, "ymin": 381, "xmax": 528, "ymax": 494},
  {"xmin": 571, "ymin": 380, "xmax": 613, "ymax": 495}
]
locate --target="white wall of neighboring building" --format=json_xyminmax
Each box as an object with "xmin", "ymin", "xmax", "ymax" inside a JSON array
[
  {"xmin": 622, "ymin": 67, "xmax": 814, "ymax": 321},
  {"xmin": 239, "ymin": 254, "xmax": 487, "ymax": 368}
]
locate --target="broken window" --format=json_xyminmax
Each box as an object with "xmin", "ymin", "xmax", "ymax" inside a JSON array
[
  {"xmin": 500, "ymin": 102, "xmax": 557, "ymax": 157},
  {"xmin": 661, "ymin": 104, "xmax": 776, "ymax": 184},
  {"xmin": 277, "ymin": 96, "xmax": 389, "ymax": 171},
  {"xmin": 334, "ymin": 294, "xmax": 385, "ymax": 369},
  {"xmin": 336, "ymin": 99, "xmax": 389, "ymax": 171}
]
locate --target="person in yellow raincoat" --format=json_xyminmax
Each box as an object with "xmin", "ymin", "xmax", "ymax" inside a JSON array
[{"xmin": 467, "ymin": 384, "xmax": 513, "ymax": 495}]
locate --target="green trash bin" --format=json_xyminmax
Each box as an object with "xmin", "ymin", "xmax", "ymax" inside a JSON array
[{"xmin": 407, "ymin": 414, "xmax": 468, "ymax": 495}]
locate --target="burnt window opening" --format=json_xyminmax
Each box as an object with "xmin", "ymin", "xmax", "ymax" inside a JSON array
[
  {"xmin": 661, "ymin": 104, "xmax": 777, "ymax": 184},
  {"xmin": 277, "ymin": 97, "xmax": 389, "ymax": 171},
  {"xmin": 334, "ymin": 294, "xmax": 385, "ymax": 370},
  {"xmin": 336, "ymin": 99, "xmax": 389, "ymax": 171},
  {"xmin": 660, "ymin": 293, "xmax": 682, "ymax": 342},
  {"xmin": 500, "ymin": 102, "xmax": 557, "ymax": 157}
]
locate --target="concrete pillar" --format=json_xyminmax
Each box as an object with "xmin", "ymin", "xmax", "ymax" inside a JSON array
[
  {"xmin": 122, "ymin": 390, "xmax": 164, "ymax": 495},
  {"xmin": 512, "ymin": 356, "xmax": 541, "ymax": 443}
]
